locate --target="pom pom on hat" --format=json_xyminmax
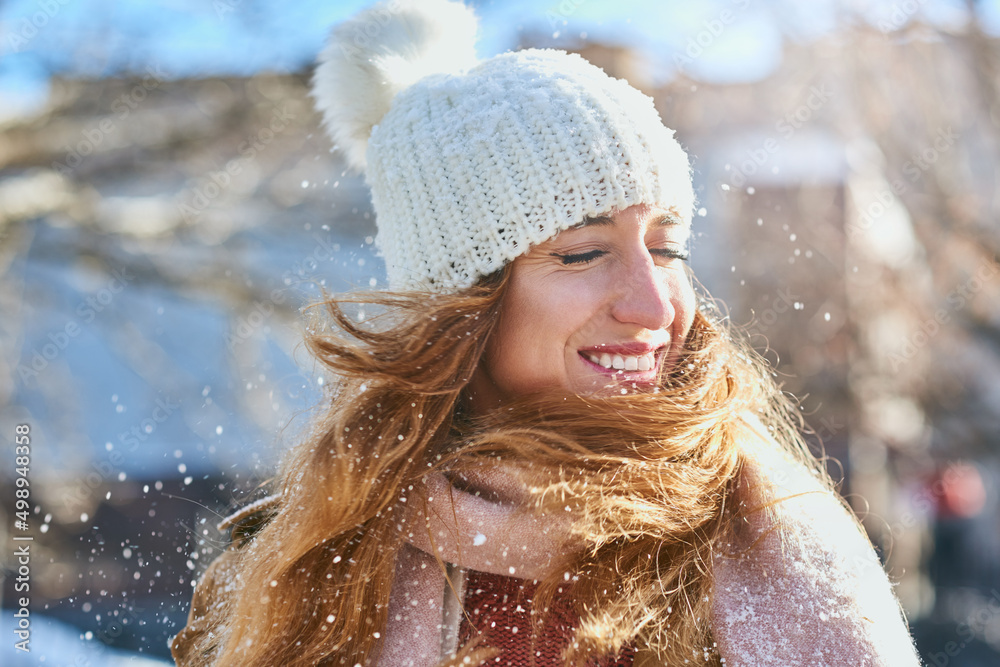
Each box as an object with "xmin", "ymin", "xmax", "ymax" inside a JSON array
[
  {"xmin": 313, "ymin": 1, "xmax": 695, "ymax": 291},
  {"xmin": 312, "ymin": 0, "xmax": 479, "ymax": 171}
]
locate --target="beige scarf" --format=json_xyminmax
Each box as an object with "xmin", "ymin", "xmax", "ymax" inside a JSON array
[{"xmin": 379, "ymin": 417, "xmax": 921, "ymax": 667}]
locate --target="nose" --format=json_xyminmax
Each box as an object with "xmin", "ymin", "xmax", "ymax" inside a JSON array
[{"xmin": 609, "ymin": 252, "xmax": 675, "ymax": 330}]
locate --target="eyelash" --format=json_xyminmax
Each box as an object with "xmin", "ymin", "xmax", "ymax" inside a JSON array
[
  {"xmin": 552, "ymin": 248, "xmax": 690, "ymax": 265},
  {"xmin": 555, "ymin": 250, "xmax": 604, "ymax": 265}
]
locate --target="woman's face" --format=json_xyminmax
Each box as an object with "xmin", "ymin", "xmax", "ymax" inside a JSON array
[{"xmin": 468, "ymin": 203, "xmax": 696, "ymax": 411}]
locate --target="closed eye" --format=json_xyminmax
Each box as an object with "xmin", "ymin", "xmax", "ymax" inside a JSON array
[
  {"xmin": 651, "ymin": 247, "xmax": 690, "ymax": 261},
  {"xmin": 550, "ymin": 250, "xmax": 606, "ymax": 265}
]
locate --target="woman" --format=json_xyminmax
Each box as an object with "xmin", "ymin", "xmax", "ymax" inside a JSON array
[{"xmin": 171, "ymin": 1, "xmax": 920, "ymax": 665}]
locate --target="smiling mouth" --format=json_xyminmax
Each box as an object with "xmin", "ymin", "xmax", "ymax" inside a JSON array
[
  {"xmin": 582, "ymin": 351, "xmax": 657, "ymax": 371},
  {"xmin": 577, "ymin": 342, "xmax": 669, "ymax": 378}
]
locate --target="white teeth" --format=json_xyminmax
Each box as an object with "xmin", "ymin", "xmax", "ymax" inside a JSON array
[
  {"xmin": 586, "ymin": 351, "xmax": 657, "ymax": 372},
  {"xmin": 587, "ymin": 353, "xmax": 612, "ymax": 368}
]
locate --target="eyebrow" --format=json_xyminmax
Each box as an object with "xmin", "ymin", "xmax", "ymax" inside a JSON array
[{"xmin": 573, "ymin": 211, "xmax": 684, "ymax": 228}]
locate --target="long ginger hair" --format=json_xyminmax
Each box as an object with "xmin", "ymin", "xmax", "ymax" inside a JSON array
[{"xmin": 189, "ymin": 264, "xmax": 826, "ymax": 666}]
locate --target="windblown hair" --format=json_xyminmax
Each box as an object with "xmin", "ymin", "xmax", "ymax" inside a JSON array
[{"xmin": 188, "ymin": 265, "xmax": 825, "ymax": 666}]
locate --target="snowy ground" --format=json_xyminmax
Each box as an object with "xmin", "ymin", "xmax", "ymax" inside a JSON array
[{"xmin": 1, "ymin": 613, "xmax": 172, "ymax": 666}]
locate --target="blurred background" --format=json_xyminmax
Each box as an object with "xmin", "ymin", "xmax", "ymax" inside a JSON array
[{"xmin": 1, "ymin": 0, "xmax": 998, "ymax": 664}]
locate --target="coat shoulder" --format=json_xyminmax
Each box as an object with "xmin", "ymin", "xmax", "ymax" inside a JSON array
[
  {"xmin": 170, "ymin": 494, "xmax": 281, "ymax": 665},
  {"xmin": 217, "ymin": 493, "xmax": 281, "ymax": 545}
]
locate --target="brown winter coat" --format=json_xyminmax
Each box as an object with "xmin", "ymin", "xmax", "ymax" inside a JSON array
[{"xmin": 171, "ymin": 497, "xmax": 278, "ymax": 666}]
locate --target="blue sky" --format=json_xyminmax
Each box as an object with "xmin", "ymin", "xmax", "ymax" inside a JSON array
[{"xmin": 2, "ymin": 0, "xmax": 998, "ymax": 118}]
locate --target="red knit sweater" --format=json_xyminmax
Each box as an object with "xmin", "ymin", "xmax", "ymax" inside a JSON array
[{"xmin": 459, "ymin": 570, "xmax": 634, "ymax": 667}]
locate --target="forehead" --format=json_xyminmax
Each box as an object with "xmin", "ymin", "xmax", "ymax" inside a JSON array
[
  {"xmin": 555, "ymin": 207, "xmax": 691, "ymax": 246},
  {"xmin": 569, "ymin": 209, "xmax": 686, "ymax": 230}
]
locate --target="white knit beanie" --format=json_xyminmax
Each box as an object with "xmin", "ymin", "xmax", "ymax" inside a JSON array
[{"xmin": 313, "ymin": 0, "xmax": 694, "ymax": 291}]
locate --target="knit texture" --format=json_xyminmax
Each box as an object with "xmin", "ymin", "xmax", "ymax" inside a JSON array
[
  {"xmin": 459, "ymin": 570, "xmax": 635, "ymax": 667},
  {"xmin": 368, "ymin": 48, "xmax": 694, "ymax": 290},
  {"xmin": 313, "ymin": 0, "xmax": 694, "ymax": 291}
]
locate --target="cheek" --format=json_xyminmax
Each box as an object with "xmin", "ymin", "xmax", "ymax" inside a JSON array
[
  {"xmin": 670, "ymin": 277, "xmax": 697, "ymax": 340},
  {"xmin": 488, "ymin": 277, "xmax": 580, "ymax": 387},
  {"xmin": 482, "ymin": 288, "xmax": 543, "ymax": 391},
  {"xmin": 677, "ymin": 283, "xmax": 696, "ymax": 327}
]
